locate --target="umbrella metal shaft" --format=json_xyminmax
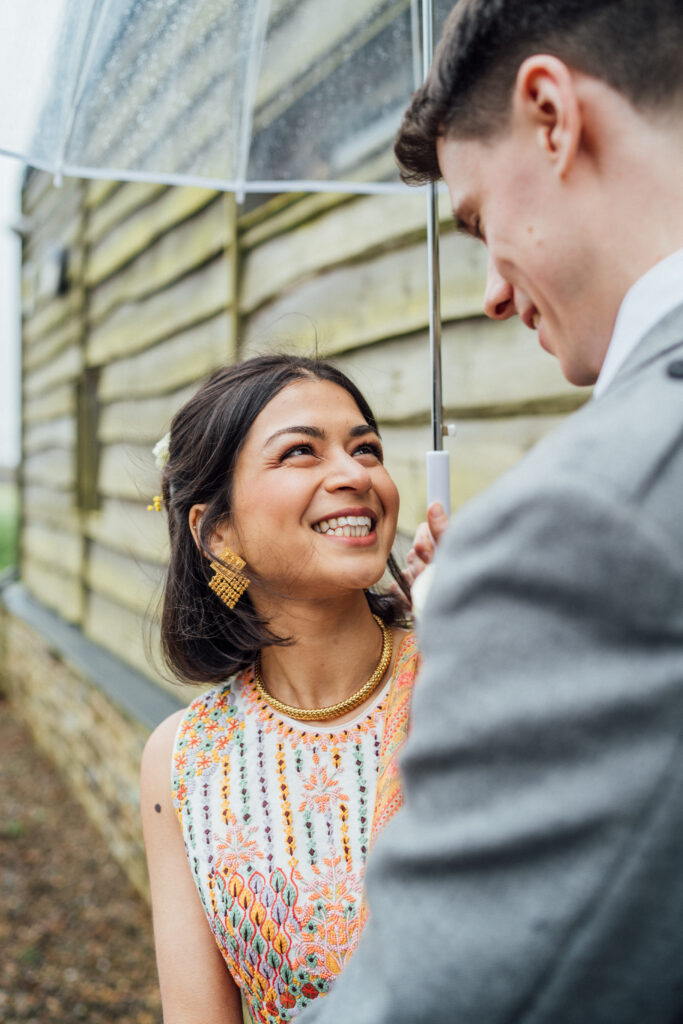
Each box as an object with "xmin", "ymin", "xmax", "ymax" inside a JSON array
[
  {"xmin": 422, "ymin": 0, "xmax": 443, "ymax": 453},
  {"xmin": 427, "ymin": 182, "xmax": 443, "ymax": 451}
]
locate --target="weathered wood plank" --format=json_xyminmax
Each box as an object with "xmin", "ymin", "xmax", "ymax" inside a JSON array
[
  {"xmin": 239, "ymin": 193, "xmax": 352, "ymax": 250},
  {"xmin": 84, "ymin": 590, "xmax": 158, "ymax": 682},
  {"xmin": 98, "ymin": 443, "xmax": 157, "ymax": 503},
  {"xmin": 84, "ymin": 591, "xmax": 197, "ymax": 704},
  {"xmin": 89, "ymin": 195, "xmax": 231, "ymax": 325},
  {"xmin": 22, "ymin": 556, "xmax": 82, "ymax": 624},
  {"xmin": 237, "ymin": 193, "xmax": 310, "ymax": 235},
  {"xmin": 85, "ymin": 498, "xmax": 169, "ymax": 566},
  {"xmin": 22, "ymin": 521, "xmax": 82, "ymax": 577},
  {"xmin": 23, "ymin": 485, "xmax": 80, "ymax": 531},
  {"xmin": 24, "ymin": 318, "xmax": 81, "ymax": 372},
  {"xmin": 23, "ymin": 416, "xmax": 76, "ymax": 455},
  {"xmin": 23, "ymin": 383, "xmax": 75, "ymax": 425},
  {"xmin": 85, "ymin": 187, "xmax": 219, "ymax": 288},
  {"xmin": 382, "ymin": 416, "xmax": 566, "ymax": 534},
  {"xmin": 86, "ymin": 255, "xmax": 231, "ymax": 365},
  {"xmin": 25, "ymin": 185, "xmax": 84, "ymax": 265},
  {"xmin": 332, "ymin": 317, "xmax": 583, "ymax": 423},
  {"xmin": 241, "ymin": 228, "xmax": 485, "ymax": 357},
  {"xmin": 86, "ymin": 543, "xmax": 163, "ymax": 618},
  {"xmin": 23, "ymin": 287, "xmax": 84, "ymax": 346},
  {"xmin": 23, "ymin": 447, "xmax": 75, "ymax": 490},
  {"xmin": 24, "ymin": 344, "xmax": 82, "ymax": 398},
  {"xmin": 85, "ymin": 179, "xmax": 120, "ymax": 211},
  {"xmin": 239, "ymin": 190, "xmax": 452, "ymax": 314},
  {"xmin": 99, "ymin": 386, "xmax": 196, "ymax": 446},
  {"xmin": 98, "ymin": 313, "xmax": 233, "ymax": 402},
  {"xmin": 86, "ymin": 182, "xmax": 167, "ymax": 247}
]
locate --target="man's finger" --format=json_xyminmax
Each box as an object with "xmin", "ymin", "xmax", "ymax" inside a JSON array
[
  {"xmin": 427, "ymin": 501, "xmax": 450, "ymax": 545},
  {"xmin": 413, "ymin": 522, "xmax": 435, "ymax": 564}
]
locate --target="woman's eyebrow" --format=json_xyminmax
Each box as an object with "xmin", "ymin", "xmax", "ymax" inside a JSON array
[
  {"xmin": 349, "ymin": 423, "xmax": 380, "ymax": 438},
  {"xmin": 264, "ymin": 422, "xmax": 379, "ymax": 447},
  {"xmin": 264, "ymin": 425, "xmax": 325, "ymax": 446}
]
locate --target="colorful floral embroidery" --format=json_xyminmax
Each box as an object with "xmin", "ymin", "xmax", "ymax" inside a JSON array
[
  {"xmin": 172, "ymin": 633, "xmax": 419, "ymax": 1023},
  {"xmin": 369, "ymin": 638, "xmax": 420, "ymax": 846}
]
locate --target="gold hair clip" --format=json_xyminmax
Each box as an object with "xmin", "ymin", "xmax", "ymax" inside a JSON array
[{"xmin": 147, "ymin": 495, "xmax": 163, "ymax": 512}]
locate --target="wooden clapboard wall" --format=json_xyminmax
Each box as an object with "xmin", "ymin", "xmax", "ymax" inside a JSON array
[
  {"xmin": 21, "ymin": 172, "xmax": 237, "ymax": 690},
  {"xmin": 22, "ymin": 172, "xmax": 86, "ymax": 627},
  {"xmin": 20, "ymin": 173, "xmax": 585, "ymax": 684}
]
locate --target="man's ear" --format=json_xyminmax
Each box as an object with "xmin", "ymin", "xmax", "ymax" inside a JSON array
[
  {"xmin": 514, "ymin": 55, "xmax": 581, "ymax": 178},
  {"xmin": 189, "ymin": 504, "xmax": 240, "ymax": 559}
]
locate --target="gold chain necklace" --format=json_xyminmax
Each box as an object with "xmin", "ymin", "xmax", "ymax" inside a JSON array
[{"xmin": 253, "ymin": 615, "xmax": 393, "ymax": 723}]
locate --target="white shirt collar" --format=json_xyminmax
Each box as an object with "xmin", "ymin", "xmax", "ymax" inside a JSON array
[{"xmin": 593, "ymin": 247, "xmax": 683, "ymax": 398}]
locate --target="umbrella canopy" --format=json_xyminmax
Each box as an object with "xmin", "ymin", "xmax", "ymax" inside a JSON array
[
  {"xmin": 2, "ymin": 0, "xmax": 454, "ymax": 508},
  {"xmin": 1, "ymin": 0, "xmax": 451, "ymax": 196}
]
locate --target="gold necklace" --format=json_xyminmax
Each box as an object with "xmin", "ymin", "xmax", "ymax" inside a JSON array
[{"xmin": 254, "ymin": 615, "xmax": 393, "ymax": 722}]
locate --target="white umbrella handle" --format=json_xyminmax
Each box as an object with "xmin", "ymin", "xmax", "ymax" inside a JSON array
[{"xmin": 426, "ymin": 449, "xmax": 451, "ymax": 517}]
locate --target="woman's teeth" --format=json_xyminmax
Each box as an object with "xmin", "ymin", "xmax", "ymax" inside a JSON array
[{"xmin": 313, "ymin": 515, "xmax": 372, "ymax": 537}]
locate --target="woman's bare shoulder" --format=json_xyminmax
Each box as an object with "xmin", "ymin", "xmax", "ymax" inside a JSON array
[{"xmin": 140, "ymin": 708, "xmax": 186, "ymax": 808}]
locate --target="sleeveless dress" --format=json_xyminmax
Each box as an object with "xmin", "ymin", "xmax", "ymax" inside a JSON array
[{"xmin": 172, "ymin": 632, "xmax": 419, "ymax": 1024}]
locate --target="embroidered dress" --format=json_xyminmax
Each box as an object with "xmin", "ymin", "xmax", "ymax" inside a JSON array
[{"xmin": 172, "ymin": 632, "xmax": 419, "ymax": 1024}]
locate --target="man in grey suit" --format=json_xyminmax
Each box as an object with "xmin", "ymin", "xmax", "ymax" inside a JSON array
[{"xmin": 303, "ymin": 1, "xmax": 683, "ymax": 1021}]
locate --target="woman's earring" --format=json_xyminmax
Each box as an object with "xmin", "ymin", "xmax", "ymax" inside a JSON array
[{"xmin": 208, "ymin": 548, "xmax": 250, "ymax": 609}]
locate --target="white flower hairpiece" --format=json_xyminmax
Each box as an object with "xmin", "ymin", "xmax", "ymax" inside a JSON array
[{"xmin": 153, "ymin": 432, "xmax": 171, "ymax": 470}]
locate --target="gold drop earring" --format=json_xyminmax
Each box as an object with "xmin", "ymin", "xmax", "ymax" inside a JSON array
[{"xmin": 208, "ymin": 548, "xmax": 250, "ymax": 609}]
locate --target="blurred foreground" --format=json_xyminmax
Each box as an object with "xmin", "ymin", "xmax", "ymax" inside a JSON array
[{"xmin": 0, "ymin": 697, "xmax": 162, "ymax": 1023}]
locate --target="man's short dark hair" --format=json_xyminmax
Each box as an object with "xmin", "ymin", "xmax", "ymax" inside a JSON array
[{"xmin": 395, "ymin": 0, "xmax": 683, "ymax": 184}]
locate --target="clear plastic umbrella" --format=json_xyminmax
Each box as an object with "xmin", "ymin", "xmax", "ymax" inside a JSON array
[{"xmin": 0, "ymin": 0, "xmax": 453, "ymax": 510}]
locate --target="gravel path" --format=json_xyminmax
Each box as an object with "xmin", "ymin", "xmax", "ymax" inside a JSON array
[{"xmin": 0, "ymin": 695, "xmax": 162, "ymax": 1023}]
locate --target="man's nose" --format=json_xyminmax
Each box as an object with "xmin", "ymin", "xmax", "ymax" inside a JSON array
[{"xmin": 483, "ymin": 259, "xmax": 515, "ymax": 320}]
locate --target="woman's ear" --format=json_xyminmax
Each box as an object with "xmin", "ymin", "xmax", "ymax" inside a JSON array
[
  {"xmin": 188, "ymin": 504, "xmax": 207, "ymax": 553},
  {"xmin": 188, "ymin": 504, "xmax": 240, "ymax": 559},
  {"xmin": 514, "ymin": 55, "xmax": 581, "ymax": 179}
]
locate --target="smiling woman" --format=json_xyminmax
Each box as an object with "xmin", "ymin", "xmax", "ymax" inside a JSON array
[{"xmin": 140, "ymin": 355, "xmax": 420, "ymax": 1024}]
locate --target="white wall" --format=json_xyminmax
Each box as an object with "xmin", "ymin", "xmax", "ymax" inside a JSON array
[{"xmin": 0, "ymin": 157, "xmax": 21, "ymax": 468}]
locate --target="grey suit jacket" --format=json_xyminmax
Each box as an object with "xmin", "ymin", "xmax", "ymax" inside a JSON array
[{"xmin": 304, "ymin": 303, "xmax": 683, "ymax": 1023}]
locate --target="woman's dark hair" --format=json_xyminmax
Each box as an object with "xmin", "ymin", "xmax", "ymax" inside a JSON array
[{"xmin": 159, "ymin": 354, "xmax": 410, "ymax": 685}]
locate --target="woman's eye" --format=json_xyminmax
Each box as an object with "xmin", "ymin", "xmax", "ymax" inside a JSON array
[
  {"xmin": 354, "ymin": 442, "xmax": 383, "ymax": 461},
  {"xmin": 280, "ymin": 443, "xmax": 316, "ymax": 460}
]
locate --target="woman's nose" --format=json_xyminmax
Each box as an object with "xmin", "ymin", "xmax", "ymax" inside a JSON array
[
  {"xmin": 483, "ymin": 258, "xmax": 515, "ymax": 320},
  {"xmin": 324, "ymin": 451, "xmax": 373, "ymax": 492}
]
